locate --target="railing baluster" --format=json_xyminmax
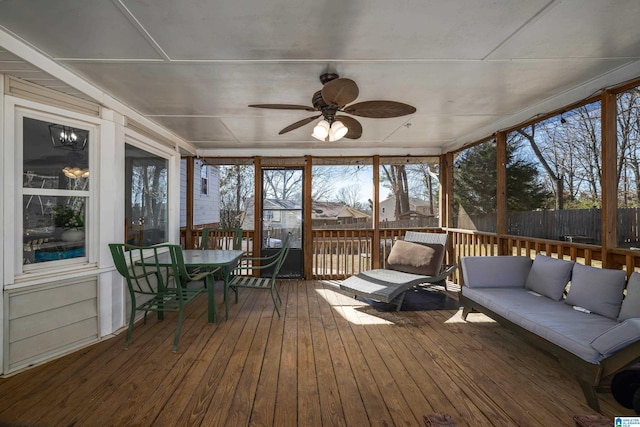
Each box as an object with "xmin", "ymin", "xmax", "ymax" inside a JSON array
[{"xmin": 183, "ymin": 227, "xmax": 640, "ymax": 282}]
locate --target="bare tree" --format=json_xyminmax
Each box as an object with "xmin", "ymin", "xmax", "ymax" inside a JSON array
[
  {"xmin": 618, "ymin": 88, "xmax": 640, "ymax": 205},
  {"xmin": 381, "ymin": 164, "xmax": 410, "ymax": 219},
  {"xmin": 407, "ymin": 163, "xmax": 439, "ymax": 215},
  {"xmin": 570, "ymin": 105, "xmax": 602, "ymax": 201},
  {"xmin": 219, "ymin": 165, "xmax": 253, "ymax": 228},
  {"xmin": 336, "ymin": 184, "xmax": 365, "ymax": 210},
  {"xmin": 311, "ymin": 166, "xmax": 339, "ymax": 201},
  {"xmin": 263, "ymin": 169, "xmax": 302, "ymax": 200},
  {"xmin": 516, "ymin": 125, "xmax": 565, "ymax": 210}
]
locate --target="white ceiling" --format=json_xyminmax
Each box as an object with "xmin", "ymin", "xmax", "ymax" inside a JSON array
[{"xmin": 1, "ymin": 0, "xmax": 640, "ymax": 156}]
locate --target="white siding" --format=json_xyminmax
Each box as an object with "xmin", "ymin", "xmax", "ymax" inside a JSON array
[
  {"xmin": 2, "ymin": 80, "xmax": 183, "ymax": 374},
  {"xmin": 180, "ymin": 160, "xmax": 221, "ymax": 227},
  {"xmin": 4, "ymin": 277, "xmax": 99, "ymax": 373},
  {"xmin": 379, "ymin": 198, "xmax": 395, "ymax": 222},
  {"xmin": 180, "ymin": 159, "xmax": 187, "ymax": 227}
]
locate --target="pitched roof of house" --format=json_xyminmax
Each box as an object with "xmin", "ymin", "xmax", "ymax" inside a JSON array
[
  {"xmin": 241, "ymin": 198, "xmax": 370, "ymax": 228},
  {"xmin": 380, "ymin": 195, "xmax": 430, "ymax": 207},
  {"xmin": 312, "ymin": 201, "xmax": 370, "ymax": 220}
]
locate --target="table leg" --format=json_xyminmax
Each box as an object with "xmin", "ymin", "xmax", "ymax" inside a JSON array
[
  {"xmin": 222, "ymin": 266, "xmax": 230, "ymax": 320},
  {"xmin": 206, "ymin": 275, "xmax": 217, "ymax": 323}
]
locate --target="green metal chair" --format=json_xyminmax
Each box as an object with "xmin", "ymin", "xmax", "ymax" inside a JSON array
[
  {"xmin": 109, "ymin": 243, "xmax": 220, "ymax": 352},
  {"xmin": 200, "ymin": 227, "xmax": 243, "ymax": 250},
  {"xmin": 227, "ymin": 232, "xmax": 291, "ymax": 317}
]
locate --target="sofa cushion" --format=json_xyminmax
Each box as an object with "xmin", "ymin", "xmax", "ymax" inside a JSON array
[
  {"xmin": 618, "ymin": 272, "xmax": 640, "ymax": 322},
  {"xmin": 590, "ymin": 318, "xmax": 640, "ymax": 356},
  {"xmin": 564, "ymin": 263, "xmax": 626, "ymax": 320},
  {"xmin": 386, "ymin": 240, "xmax": 444, "ymax": 276},
  {"xmin": 462, "ymin": 286, "xmax": 616, "ymax": 362},
  {"xmin": 524, "ymin": 254, "xmax": 574, "ymax": 301},
  {"xmin": 461, "ymin": 256, "xmax": 532, "ymax": 288}
]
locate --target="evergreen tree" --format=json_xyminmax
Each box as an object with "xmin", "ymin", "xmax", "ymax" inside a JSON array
[{"xmin": 454, "ymin": 141, "xmax": 550, "ymax": 217}]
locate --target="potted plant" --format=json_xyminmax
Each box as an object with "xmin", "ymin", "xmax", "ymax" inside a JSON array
[{"xmin": 53, "ymin": 204, "xmax": 85, "ymax": 242}]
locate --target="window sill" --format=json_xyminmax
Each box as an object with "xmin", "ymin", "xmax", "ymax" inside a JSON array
[{"xmin": 7, "ymin": 263, "xmax": 107, "ymax": 290}]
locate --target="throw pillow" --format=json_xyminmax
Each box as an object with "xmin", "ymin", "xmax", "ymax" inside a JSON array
[
  {"xmin": 618, "ymin": 272, "xmax": 640, "ymax": 322},
  {"xmin": 524, "ymin": 254, "xmax": 574, "ymax": 301},
  {"xmin": 386, "ymin": 240, "xmax": 444, "ymax": 276},
  {"xmin": 564, "ymin": 263, "xmax": 626, "ymax": 320}
]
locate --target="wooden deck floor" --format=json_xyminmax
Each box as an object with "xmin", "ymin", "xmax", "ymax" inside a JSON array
[{"xmin": 0, "ymin": 280, "xmax": 631, "ymax": 426}]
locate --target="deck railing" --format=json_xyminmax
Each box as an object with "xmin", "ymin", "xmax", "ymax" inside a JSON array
[
  {"xmin": 311, "ymin": 227, "xmax": 445, "ymax": 280},
  {"xmin": 180, "ymin": 227, "xmax": 640, "ymax": 281},
  {"xmin": 447, "ymin": 228, "xmax": 640, "ymax": 283},
  {"xmin": 312, "ymin": 229, "xmax": 373, "ymax": 279}
]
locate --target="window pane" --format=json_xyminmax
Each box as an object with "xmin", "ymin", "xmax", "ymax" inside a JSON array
[
  {"xmin": 125, "ymin": 144, "xmax": 168, "ymax": 246},
  {"xmin": 23, "ymin": 195, "xmax": 86, "ymax": 264},
  {"xmin": 24, "ymin": 117, "xmax": 89, "ymax": 189},
  {"xmin": 312, "ymin": 162, "xmax": 373, "ymax": 230},
  {"xmin": 220, "ymin": 164, "xmax": 254, "ymax": 230},
  {"xmin": 22, "ymin": 117, "xmax": 90, "ymax": 266},
  {"xmin": 507, "ymin": 101, "xmax": 602, "ymax": 243},
  {"xmin": 379, "ymin": 157, "xmax": 439, "ymax": 228},
  {"xmin": 453, "ymin": 141, "xmax": 497, "ymax": 232},
  {"xmin": 311, "ymin": 160, "xmax": 373, "ymax": 278},
  {"xmin": 617, "ymin": 86, "xmax": 640, "ymax": 247}
]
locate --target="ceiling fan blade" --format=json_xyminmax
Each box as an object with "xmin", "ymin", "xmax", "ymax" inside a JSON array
[
  {"xmin": 343, "ymin": 100, "xmax": 416, "ymax": 118},
  {"xmin": 335, "ymin": 115, "xmax": 362, "ymax": 140},
  {"xmin": 321, "ymin": 78, "xmax": 359, "ymax": 106},
  {"xmin": 278, "ymin": 115, "xmax": 321, "ymax": 135},
  {"xmin": 249, "ymin": 104, "xmax": 316, "ymax": 112}
]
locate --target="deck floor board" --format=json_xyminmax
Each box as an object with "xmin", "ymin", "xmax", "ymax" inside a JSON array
[{"xmin": 0, "ymin": 280, "xmax": 632, "ymax": 426}]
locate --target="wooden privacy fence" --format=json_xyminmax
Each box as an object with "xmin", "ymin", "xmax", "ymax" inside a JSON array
[{"xmin": 457, "ymin": 207, "xmax": 640, "ymax": 246}]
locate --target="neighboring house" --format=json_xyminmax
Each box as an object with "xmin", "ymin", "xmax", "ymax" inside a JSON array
[
  {"xmin": 379, "ymin": 196, "xmax": 433, "ymax": 222},
  {"xmin": 180, "ymin": 159, "xmax": 220, "ymax": 228},
  {"xmin": 311, "ymin": 201, "xmax": 370, "ymax": 227},
  {"xmin": 242, "ymin": 198, "xmax": 371, "ymax": 229},
  {"xmin": 242, "ymin": 199, "xmax": 370, "ymax": 231},
  {"xmin": 241, "ymin": 198, "xmax": 300, "ymax": 232}
]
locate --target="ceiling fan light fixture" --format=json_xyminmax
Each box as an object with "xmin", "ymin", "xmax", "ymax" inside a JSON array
[
  {"xmin": 311, "ymin": 120, "xmax": 330, "ymax": 140},
  {"xmin": 250, "ymin": 72, "xmax": 413, "ymax": 141},
  {"xmin": 329, "ymin": 120, "xmax": 348, "ymax": 142}
]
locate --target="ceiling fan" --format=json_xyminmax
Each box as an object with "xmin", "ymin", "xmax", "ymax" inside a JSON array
[{"xmin": 249, "ymin": 72, "xmax": 416, "ymax": 142}]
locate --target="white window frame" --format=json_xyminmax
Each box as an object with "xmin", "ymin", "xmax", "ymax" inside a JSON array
[
  {"xmin": 200, "ymin": 164, "xmax": 209, "ymax": 195},
  {"xmin": 124, "ymin": 129, "xmax": 178, "ymax": 246},
  {"xmin": 3, "ymin": 96, "xmax": 102, "ymax": 282}
]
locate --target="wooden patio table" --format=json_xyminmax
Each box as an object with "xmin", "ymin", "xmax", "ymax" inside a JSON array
[{"xmin": 140, "ymin": 249, "xmax": 245, "ymax": 322}]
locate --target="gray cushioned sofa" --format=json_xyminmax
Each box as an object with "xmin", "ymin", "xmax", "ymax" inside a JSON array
[{"xmin": 460, "ymin": 254, "xmax": 640, "ymax": 412}]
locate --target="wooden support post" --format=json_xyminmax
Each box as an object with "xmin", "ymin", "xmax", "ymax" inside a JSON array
[
  {"xmin": 440, "ymin": 153, "xmax": 455, "ymax": 267},
  {"xmin": 601, "ymin": 90, "xmax": 618, "ymax": 268},
  {"xmin": 254, "ymin": 157, "xmax": 262, "ymax": 261},
  {"xmin": 303, "ymin": 155, "xmax": 313, "ymax": 279},
  {"xmin": 185, "ymin": 157, "xmax": 195, "ymax": 249},
  {"xmin": 372, "ymin": 155, "xmax": 380, "ymax": 269},
  {"xmin": 439, "ymin": 153, "xmax": 454, "ymax": 229},
  {"xmin": 496, "ymin": 132, "xmax": 508, "ymax": 255}
]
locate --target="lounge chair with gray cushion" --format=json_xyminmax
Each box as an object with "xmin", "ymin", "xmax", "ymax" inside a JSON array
[{"xmin": 340, "ymin": 231, "xmax": 456, "ymax": 311}]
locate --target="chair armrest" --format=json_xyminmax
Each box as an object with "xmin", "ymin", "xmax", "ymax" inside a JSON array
[
  {"xmin": 186, "ymin": 266, "xmax": 221, "ymax": 282},
  {"xmin": 233, "ymin": 256, "xmax": 281, "ymax": 272},
  {"xmin": 434, "ymin": 264, "xmax": 457, "ymax": 281}
]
